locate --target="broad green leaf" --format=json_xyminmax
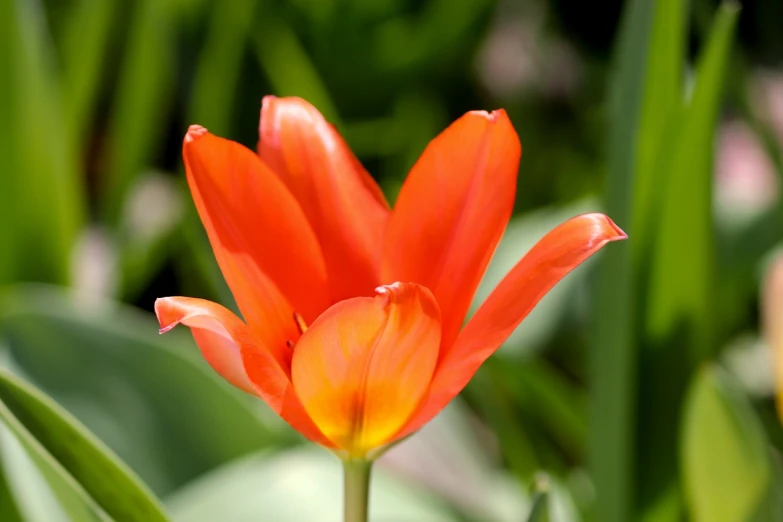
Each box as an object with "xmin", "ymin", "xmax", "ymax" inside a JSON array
[
  {"xmin": 681, "ymin": 365, "xmax": 782, "ymax": 522},
  {"xmin": 0, "ymin": 0, "xmax": 85, "ymax": 285},
  {"xmin": 0, "ymin": 439, "xmax": 25, "ymax": 522},
  {"xmin": 0, "ymin": 284, "xmax": 284, "ymax": 494},
  {"xmin": 166, "ymin": 448, "xmax": 457, "ymax": 522},
  {"xmin": 1, "ymin": 424, "xmax": 74, "ymax": 522},
  {"xmin": 0, "ymin": 368, "xmax": 170, "ymax": 521},
  {"xmin": 647, "ymin": 2, "xmax": 739, "ymax": 357}
]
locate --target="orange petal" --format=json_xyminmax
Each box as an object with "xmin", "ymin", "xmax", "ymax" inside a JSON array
[
  {"xmin": 183, "ymin": 126, "xmax": 329, "ymax": 367},
  {"xmin": 290, "ymin": 283, "xmax": 441, "ymax": 456},
  {"xmin": 258, "ymin": 96, "xmax": 390, "ymax": 302},
  {"xmin": 398, "ymin": 213, "xmax": 626, "ymax": 437},
  {"xmin": 155, "ymin": 296, "xmax": 332, "ymax": 447},
  {"xmin": 382, "ymin": 110, "xmax": 521, "ymax": 351}
]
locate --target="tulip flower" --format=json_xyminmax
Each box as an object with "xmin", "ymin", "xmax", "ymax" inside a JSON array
[{"xmin": 155, "ymin": 96, "xmax": 625, "ymax": 521}]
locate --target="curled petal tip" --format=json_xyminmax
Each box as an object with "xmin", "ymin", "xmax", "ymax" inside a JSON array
[
  {"xmin": 184, "ymin": 125, "xmax": 208, "ymax": 143},
  {"xmin": 374, "ymin": 282, "xmax": 403, "ymax": 295},
  {"xmin": 467, "ymin": 109, "xmax": 507, "ymax": 122},
  {"xmin": 158, "ymin": 324, "xmax": 176, "ymax": 335},
  {"xmin": 577, "ymin": 213, "xmax": 628, "ymax": 242},
  {"xmin": 601, "ymin": 214, "xmax": 628, "ymax": 241},
  {"xmin": 154, "ymin": 298, "xmax": 178, "ymax": 333}
]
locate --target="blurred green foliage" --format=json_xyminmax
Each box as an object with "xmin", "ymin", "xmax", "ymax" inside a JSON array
[{"xmin": 1, "ymin": 0, "xmax": 783, "ymax": 520}]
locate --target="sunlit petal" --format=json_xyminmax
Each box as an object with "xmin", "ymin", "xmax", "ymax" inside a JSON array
[
  {"xmin": 398, "ymin": 213, "xmax": 626, "ymax": 437},
  {"xmin": 156, "ymin": 296, "xmax": 332, "ymax": 446},
  {"xmin": 259, "ymin": 96, "xmax": 389, "ymax": 302},
  {"xmin": 382, "ymin": 110, "xmax": 522, "ymax": 350},
  {"xmin": 183, "ymin": 126, "xmax": 329, "ymax": 366},
  {"xmin": 291, "ymin": 283, "xmax": 441, "ymax": 456}
]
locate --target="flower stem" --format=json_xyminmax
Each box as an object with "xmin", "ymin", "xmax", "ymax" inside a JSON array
[{"xmin": 343, "ymin": 459, "xmax": 372, "ymax": 522}]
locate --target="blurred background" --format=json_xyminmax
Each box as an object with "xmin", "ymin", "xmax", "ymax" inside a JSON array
[{"xmin": 1, "ymin": 0, "xmax": 783, "ymax": 520}]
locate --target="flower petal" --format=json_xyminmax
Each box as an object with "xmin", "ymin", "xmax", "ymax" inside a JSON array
[
  {"xmin": 155, "ymin": 296, "xmax": 331, "ymax": 447},
  {"xmin": 382, "ymin": 110, "xmax": 522, "ymax": 351},
  {"xmin": 183, "ymin": 126, "xmax": 329, "ymax": 366},
  {"xmin": 398, "ymin": 213, "xmax": 626, "ymax": 437},
  {"xmin": 290, "ymin": 283, "xmax": 441, "ymax": 456},
  {"xmin": 258, "ymin": 96, "xmax": 390, "ymax": 302}
]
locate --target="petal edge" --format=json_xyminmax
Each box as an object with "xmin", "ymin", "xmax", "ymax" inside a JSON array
[{"xmin": 397, "ymin": 213, "xmax": 626, "ymax": 437}]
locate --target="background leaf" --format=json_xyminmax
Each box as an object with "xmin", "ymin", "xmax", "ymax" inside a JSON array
[
  {"xmin": 0, "ymin": 284, "xmax": 286, "ymax": 495},
  {"xmin": 0, "ymin": 368, "xmax": 170, "ymax": 521},
  {"xmin": 681, "ymin": 365, "xmax": 783, "ymax": 522}
]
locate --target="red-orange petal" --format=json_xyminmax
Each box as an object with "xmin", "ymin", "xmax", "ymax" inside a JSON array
[
  {"xmin": 183, "ymin": 126, "xmax": 329, "ymax": 367},
  {"xmin": 258, "ymin": 96, "xmax": 390, "ymax": 303},
  {"xmin": 290, "ymin": 283, "xmax": 441, "ymax": 456},
  {"xmin": 155, "ymin": 296, "xmax": 331, "ymax": 446},
  {"xmin": 397, "ymin": 213, "xmax": 626, "ymax": 437},
  {"xmin": 382, "ymin": 110, "xmax": 521, "ymax": 352}
]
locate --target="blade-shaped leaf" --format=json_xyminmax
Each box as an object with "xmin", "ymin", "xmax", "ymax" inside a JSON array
[
  {"xmin": 101, "ymin": 0, "xmax": 176, "ymax": 224},
  {"xmin": 0, "ymin": 368, "xmax": 170, "ymax": 521},
  {"xmin": 0, "ymin": 441, "xmax": 25, "ymax": 522},
  {"xmin": 0, "ymin": 423, "xmax": 79, "ymax": 522},
  {"xmin": 187, "ymin": 0, "xmax": 259, "ymax": 135},
  {"xmin": 0, "ymin": 0, "xmax": 85, "ymax": 285},
  {"xmin": 590, "ymin": 0, "xmax": 660, "ymax": 517},
  {"xmin": 60, "ymin": 0, "xmax": 117, "ymax": 144},
  {"xmin": 681, "ymin": 365, "xmax": 783, "ymax": 522},
  {"xmin": 527, "ymin": 488, "xmax": 549, "ymax": 522},
  {"xmin": 646, "ymin": 2, "xmax": 740, "ymax": 357}
]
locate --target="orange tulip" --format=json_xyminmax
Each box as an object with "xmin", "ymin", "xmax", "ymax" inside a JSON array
[{"xmin": 155, "ymin": 97, "xmax": 626, "ymax": 459}]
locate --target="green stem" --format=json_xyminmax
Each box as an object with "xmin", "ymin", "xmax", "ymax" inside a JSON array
[{"xmin": 343, "ymin": 459, "xmax": 372, "ymax": 522}]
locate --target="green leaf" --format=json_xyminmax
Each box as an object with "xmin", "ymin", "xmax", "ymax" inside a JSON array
[
  {"xmin": 488, "ymin": 358, "xmax": 586, "ymax": 458},
  {"xmin": 0, "ymin": 0, "xmax": 85, "ymax": 285},
  {"xmin": 0, "ymin": 441, "xmax": 25, "ymax": 522},
  {"xmin": 187, "ymin": 0, "xmax": 259, "ymax": 135},
  {"xmin": 464, "ymin": 367, "xmax": 539, "ymax": 480},
  {"xmin": 60, "ymin": 0, "xmax": 117, "ymax": 144},
  {"xmin": 681, "ymin": 365, "xmax": 782, "ymax": 522},
  {"xmin": 102, "ymin": 0, "xmax": 176, "ymax": 224},
  {"xmin": 0, "ymin": 368, "xmax": 170, "ymax": 521},
  {"xmin": 0, "ymin": 423, "xmax": 76, "ymax": 522},
  {"xmin": 589, "ymin": 0, "xmax": 658, "ymax": 518},
  {"xmin": 526, "ymin": 484, "xmax": 549, "ymax": 522},
  {"xmin": 592, "ymin": 2, "xmax": 739, "ymax": 521},
  {"xmin": 631, "ymin": 0, "xmax": 687, "ymax": 244},
  {"xmin": 646, "ymin": 2, "xmax": 740, "ymax": 357},
  {"xmin": 253, "ymin": 15, "xmax": 340, "ymax": 124},
  {"xmin": 0, "ymin": 284, "xmax": 284, "ymax": 494}
]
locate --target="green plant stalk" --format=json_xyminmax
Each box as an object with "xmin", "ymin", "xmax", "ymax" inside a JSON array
[{"xmin": 343, "ymin": 459, "xmax": 371, "ymax": 522}]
